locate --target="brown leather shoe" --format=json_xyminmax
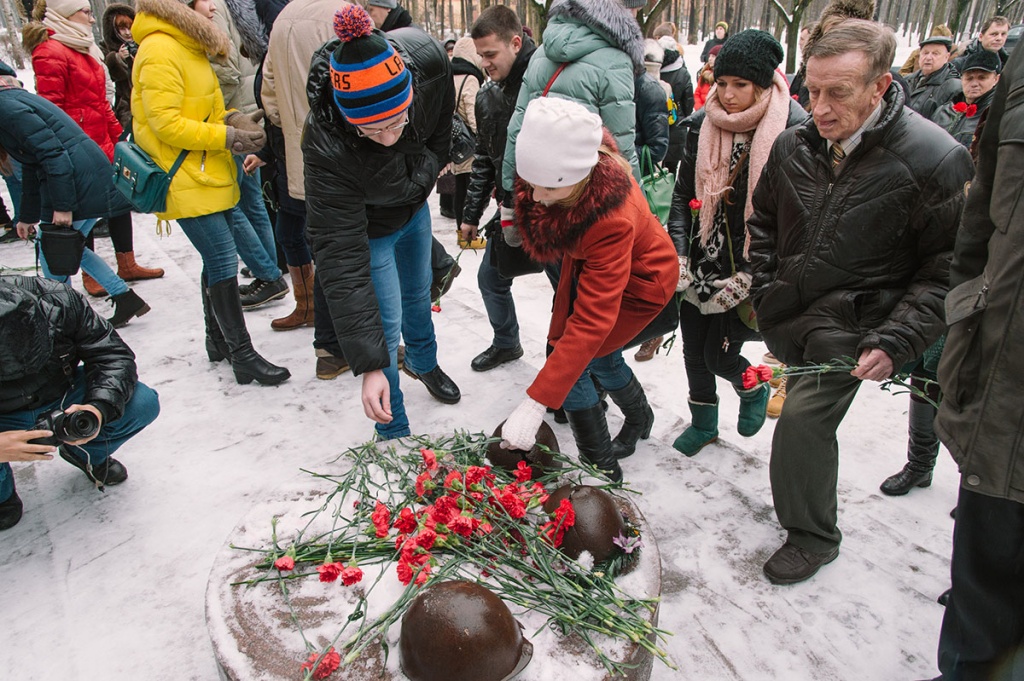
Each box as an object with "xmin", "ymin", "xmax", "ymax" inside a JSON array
[
  {"xmin": 634, "ymin": 336, "xmax": 663, "ymax": 362},
  {"xmin": 763, "ymin": 542, "xmax": 839, "ymax": 585},
  {"xmin": 81, "ymin": 272, "xmax": 107, "ymax": 297},
  {"xmin": 116, "ymin": 251, "xmax": 164, "ymax": 281},
  {"xmin": 315, "ymin": 349, "xmax": 349, "ymax": 380},
  {"xmin": 272, "ymin": 263, "xmax": 315, "ymax": 330},
  {"xmin": 767, "ymin": 376, "xmax": 787, "ymax": 419}
]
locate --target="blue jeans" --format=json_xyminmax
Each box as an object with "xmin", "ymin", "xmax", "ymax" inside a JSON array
[
  {"xmin": 2, "ymin": 159, "xmax": 22, "ymax": 223},
  {"xmin": 367, "ymin": 202, "xmax": 437, "ymax": 440},
  {"xmin": 177, "ymin": 210, "xmax": 243, "ymax": 286},
  {"xmin": 229, "ymin": 157, "xmax": 280, "ymax": 281},
  {"xmin": 37, "ymin": 218, "xmax": 129, "ymax": 296},
  {"xmin": 0, "ymin": 367, "xmax": 160, "ymax": 502},
  {"xmin": 561, "ymin": 350, "xmax": 634, "ymax": 412},
  {"xmin": 478, "ymin": 235, "xmax": 520, "ymax": 348}
]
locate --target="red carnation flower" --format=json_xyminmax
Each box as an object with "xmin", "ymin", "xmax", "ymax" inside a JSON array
[
  {"xmin": 415, "ymin": 471, "xmax": 434, "ymax": 497},
  {"xmin": 274, "ymin": 555, "xmax": 295, "ymax": 572},
  {"xmin": 317, "ymin": 561, "xmax": 343, "ymax": 583},
  {"xmin": 414, "ymin": 563, "xmax": 432, "ymax": 585},
  {"xmin": 371, "ymin": 501, "xmax": 391, "ymax": 538},
  {"xmin": 514, "ymin": 460, "xmax": 533, "ymax": 482},
  {"xmin": 465, "ymin": 465, "xmax": 489, "ymax": 486},
  {"xmin": 396, "ymin": 559, "xmax": 413, "ymax": 585},
  {"xmin": 742, "ymin": 366, "xmax": 759, "ymax": 389},
  {"xmin": 756, "ymin": 364, "xmax": 774, "ymax": 383},
  {"xmin": 393, "ymin": 507, "xmax": 417, "ymax": 534},
  {"xmin": 965, "ymin": 104, "xmax": 978, "ymax": 117},
  {"xmin": 300, "ymin": 647, "xmax": 341, "ymax": 680},
  {"xmin": 449, "ymin": 514, "xmax": 478, "ymax": 537},
  {"xmin": 498, "ymin": 490, "xmax": 527, "ymax": 519},
  {"xmin": 952, "ymin": 101, "xmax": 968, "ymax": 113},
  {"xmin": 341, "ymin": 564, "xmax": 364, "ymax": 586},
  {"xmin": 420, "ymin": 447, "xmax": 438, "ymax": 471},
  {"xmin": 688, "ymin": 198, "xmax": 702, "ymax": 210},
  {"xmin": 429, "ymin": 496, "xmax": 458, "ymax": 525},
  {"xmin": 415, "ymin": 528, "xmax": 438, "ymax": 550},
  {"xmin": 443, "ymin": 470, "xmax": 463, "ymax": 491},
  {"xmin": 431, "ymin": 304, "xmax": 441, "ymax": 313}
]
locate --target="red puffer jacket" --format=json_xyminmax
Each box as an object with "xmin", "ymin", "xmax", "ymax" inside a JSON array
[{"xmin": 31, "ymin": 32, "xmax": 122, "ymax": 161}]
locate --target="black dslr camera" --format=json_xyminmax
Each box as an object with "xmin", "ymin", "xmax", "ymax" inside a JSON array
[
  {"xmin": 125, "ymin": 40, "xmax": 139, "ymax": 58},
  {"xmin": 29, "ymin": 409, "xmax": 100, "ymax": 446}
]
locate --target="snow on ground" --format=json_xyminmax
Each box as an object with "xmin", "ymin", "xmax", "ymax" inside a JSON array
[{"xmin": 1, "ymin": 41, "xmax": 950, "ymax": 680}]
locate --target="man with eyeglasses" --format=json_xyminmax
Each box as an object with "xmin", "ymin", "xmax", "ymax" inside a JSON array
[{"xmin": 302, "ymin": 4, "xmax": 461, "ymax": 442}]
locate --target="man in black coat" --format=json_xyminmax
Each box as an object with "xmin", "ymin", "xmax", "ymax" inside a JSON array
[
  {"xmin": 950, "ymin": 15, "xmax": 1011, "ymax": 74},
  {"xmin": 365, "ymin": 0, "xmax": 414, "ymax": 32},
  {"xmin": 0, "ymin": 276, "xmax": 160, "ymax": 531},
  {"xmin": 303, "ymin": 5, "xmax": 459, "ymax": 441},
  {"xmin": 747, "ymin": 20, "xmax": 974, "ymax": 585},
  {"xmin": 906, "ymin": 35, "xmax": 962, "ymax": 119},
  {"xmin": 458, "ymin": 6, "xmax": 537, "ymax": 373}
]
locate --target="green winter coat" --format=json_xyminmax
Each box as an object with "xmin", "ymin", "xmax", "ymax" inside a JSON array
[{"xmin": 502, "ymin": 0, "xmax": 642, "ymax": 192}]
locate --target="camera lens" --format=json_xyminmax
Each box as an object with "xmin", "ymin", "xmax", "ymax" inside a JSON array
[{"xmin": 54, "ymin": 411, "xmax": 100, "ymax": 442}]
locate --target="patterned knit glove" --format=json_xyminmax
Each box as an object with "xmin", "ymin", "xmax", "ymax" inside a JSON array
[
  {"xmin": 677, "ymin": 255, "xmax": 694, "ymax": 292},
  {"xmin": 704, "ymin": 271, "xmax": 752, "ymax": 314},
  {"xmin": 500, "ymin": 396, "xmax": 547, "ymax": 451},
  {"xmin": 500, "ymin": 205, "xmax": 522, "ymax": 247}
]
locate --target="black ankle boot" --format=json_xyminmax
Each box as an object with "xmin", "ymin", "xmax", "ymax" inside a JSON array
[
  {"xmin": 0, "ymin": 481, "xmax": 23, "ymax": 531},
  {"xmin": 207, "ymin": 278, "xmax": 291, "ymax": 386},
  {"xmin": 880, "ymin": 399, "xmax": 939, "ymax": 496},
  {"xmin": 565, "ymin": 404, "xmax": 622, "ymax": 482},
  {"xmin": 201, "ymin": 278, "xmax": 230, "ymax": 362},
  {"xmin": 607, "ymin": 376, "xmax": 654, "ymax": 459}
]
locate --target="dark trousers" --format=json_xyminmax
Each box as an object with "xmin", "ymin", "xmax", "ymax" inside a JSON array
[
  {"xmin": 770, "ymin": 371, "xmax": 862, "ymax": 553},
  {"xmin": 453, "ymin": 173, "xmax": 470, "ymax": 226},
  {"xmin": 937, "ymin": 486, "xmax": 1024, "ymax": 681},
  {"xmin": 477, "ymin": 235, "xmax": 520, "ymax": 348},
  {"xmin": 678, "ymin": 299, "xmax": 758, "ymax": 403},
  {"xmin": 272, "ymin": 161, "xmax": 312, "ymax": 268}
]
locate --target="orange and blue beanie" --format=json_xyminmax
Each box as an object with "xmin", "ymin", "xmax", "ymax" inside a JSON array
[{"xmin": 330, "ymin": 4, "xmax": 412, "ymax": 126}]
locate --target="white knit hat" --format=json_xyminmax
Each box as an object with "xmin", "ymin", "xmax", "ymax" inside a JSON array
[
  {"xmin": 516, "ymin": 97, "xmax": 603, "ymax": 188},
  {"xmin": 47, "ymin": 0, "xmax": 90, "ymax": 18}
]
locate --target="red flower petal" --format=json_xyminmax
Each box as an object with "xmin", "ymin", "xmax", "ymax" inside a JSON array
[
  {"xmin": 742, "ymin": 366, "xmax": 759, "ymax": 389},
  {"xmin": 301, "ymin": 647, "xmax": 341, "ymax": 680},
  {"xmin": 953, "ymin": 101, "xmax": 968, "ymax": 113},
  {"xmin": 688, "ymin": 198, "xmax": 702, "ymax": 210},
  {"xmin": 965, "ymin": 104, "xmax": 978, "ymax": 117},
  {"xmin": 274, "ymin": 555, "xmax": 295, "ymax": 572},
  {"xmin": 513, "ymin": 460, "xmax": 533, "ymax": 482},
  {"xmin": 420, "ymin": 447, "xmax": 438, "ymax": 471},
  {"xmin": 317, "ymin": 562, "xmax": 343, "ymax": 583},
  {"xmin": 341, "ymin": 564, "xmax": 364, "ymax": 586}
]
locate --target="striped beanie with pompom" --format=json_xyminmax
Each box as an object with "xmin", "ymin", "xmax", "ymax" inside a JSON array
[{"xmin": 330, "ymin": 4, "xmax": 412, "ymax": 126}]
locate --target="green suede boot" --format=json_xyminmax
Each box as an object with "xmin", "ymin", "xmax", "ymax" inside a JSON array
[
  {"xmin": 736, "ymin": 383, "xmax": 770, "ymax": 436},
  {"xmin": 672, "ymin": 399, "xmax": 719, "ymax": 457}
]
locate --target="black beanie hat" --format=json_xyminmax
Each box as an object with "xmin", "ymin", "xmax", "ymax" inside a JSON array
[{"xmin": 714, "ymin": 29, "xmax": 784, "ymax": 89}]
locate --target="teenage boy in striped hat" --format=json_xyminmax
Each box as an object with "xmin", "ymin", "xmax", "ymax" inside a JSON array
[{"xmin": 302, "ymin": 4, "xmax": 461, "ymax": 442}]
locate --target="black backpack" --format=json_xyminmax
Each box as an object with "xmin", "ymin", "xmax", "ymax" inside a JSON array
[{"xmin": 450, "ymin": 76, "xmax": 476, "ymax": 164}]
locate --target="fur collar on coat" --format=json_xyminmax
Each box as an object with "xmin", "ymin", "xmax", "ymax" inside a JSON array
[
  {"xmin": 514, "ymin": 131, "xmax": 633, "ymax": 263},
  {"xmin": 135, "ymin": 0, "xmax": 231, "ymax": 62},
  {"xmin": 547, "ymin": 0, "xmax": 645, "ymax": 74}
]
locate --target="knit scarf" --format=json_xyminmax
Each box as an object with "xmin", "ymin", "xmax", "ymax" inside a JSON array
[
  {"xmin": 42, "ymin": 9, "xmax": 106, "ymax": 65},
  {"xmin": 695, "ymin": 70, "xmax": 790, "ymax": 258}
]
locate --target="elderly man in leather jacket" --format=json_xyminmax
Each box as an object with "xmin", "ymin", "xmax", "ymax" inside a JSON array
[
  {"xmin": 906, "ymin": 35, "xmax": 962, "ymax": 119},
  {"xmin": 302, "ymin": 5, "xmax": 459, "ymax": 441},
  {"xmin": 747, "ymin": 20, "xmax": 973, "ymax": 585},
  {"xmin": 0, "ymin": 276, "xmax": 160, "ymax": 531}
]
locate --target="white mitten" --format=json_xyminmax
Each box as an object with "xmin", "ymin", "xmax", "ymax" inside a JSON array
[
  {"xmin": 705, "ymin": 271, "xmax": 752, "ymax": 314},
  {"xmin": 500, "ymin": 205, "xmax": 522, "ymax": 247},
  {"xmin": 677, "ymin": 255, "xmax": 694, "ymax": 292},
  {"xmin": 500, "ymin": 396, "xmax": 547, "ymax": 450}
]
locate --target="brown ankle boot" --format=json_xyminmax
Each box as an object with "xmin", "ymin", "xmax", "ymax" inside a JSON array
[
  {"xmin": 116, "ymin": 252, "xmax": 164, "ymax": 281},
  {"xmin": 81, "ymin": 272, "xmax": 107, "ymax": 297},
  {"xmin": 272, "ymin": 263, "xmax": 315, "ymax": 330}
]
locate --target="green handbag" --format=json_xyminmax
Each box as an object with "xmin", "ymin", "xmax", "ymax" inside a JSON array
[
  {"xmin": 639, "ymin": 145, "xmax": 675, "ymax": 225},
  {"xmin": 112, "ymin": 140, "xmax": 190, "ymax": 214}
]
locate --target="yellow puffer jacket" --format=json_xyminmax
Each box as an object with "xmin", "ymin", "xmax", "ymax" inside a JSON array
[{"xmin": 130, "ymin": 0, "xmax": 238, "ymax": 220}]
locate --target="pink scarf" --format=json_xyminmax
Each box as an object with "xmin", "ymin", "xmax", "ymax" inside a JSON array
[{"xmin": 695, "ymin": 70, "xmax": 791, "ymax": 258}]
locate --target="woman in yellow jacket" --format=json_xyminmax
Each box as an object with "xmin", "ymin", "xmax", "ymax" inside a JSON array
[{"xmin": 132, "ymin": 0, "xmax": 289, "ymax": 385}]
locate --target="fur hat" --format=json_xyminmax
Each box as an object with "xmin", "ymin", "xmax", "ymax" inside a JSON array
[
  {"xmin": 516, "ymin": 97, "xmax": 603, "ymax": 188},
  {"xmin": 330, "ymin": 4, "xmax": 412, "ymax": 126},
  {"xmin": 714, "ymin": 29, "xmax": 783, "ymax": 88}
]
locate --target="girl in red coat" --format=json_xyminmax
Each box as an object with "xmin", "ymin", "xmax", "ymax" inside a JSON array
[
  {"xmin": 499, "ymin": 97, "xmax": 678, "ymax": 482},
  {"xmin": 23, "ymin": 0, "xmax": 163, "ymax": 295}
]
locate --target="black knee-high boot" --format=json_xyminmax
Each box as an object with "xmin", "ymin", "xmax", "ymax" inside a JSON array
[
  {"xmin": 607, "ymin": 376, "xmax": 654, "ymax": 459},
  {"xmin": 880, "ymin": 397, "xmax": 939, "ymax": 495},
  {"xmin": 201, "ymin": 276, "xmax": 230, "ymax": 363},
  {"xmin": 207, "ymin": 278, "xmax": 291, "ymax": 386},
  {"xmin": 565, "ymin": 404, "xmax": 622, "ymax": 482}
]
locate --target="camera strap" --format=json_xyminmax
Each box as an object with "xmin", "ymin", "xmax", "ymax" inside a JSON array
[{"xmin": 58, "ymin": 351, "xmax": 75, "ymax": 387}]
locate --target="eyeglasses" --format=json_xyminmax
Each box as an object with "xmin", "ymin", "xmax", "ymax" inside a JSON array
[{"xmin": 355, "ymin": 116, "xmax": 409, "ymax": 138}]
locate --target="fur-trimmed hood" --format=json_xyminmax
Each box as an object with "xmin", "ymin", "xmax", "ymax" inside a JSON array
[
  {"xmin": 21, "ymin": 21, "xmax": 49, "ymax": 54},
  {"xmin": 101, "ymin": 3, "xmax": 135, "ymax": 53},
  {"xmin": 133, "ymin": 0, "xmax": 231, "ymax": 61},
  {"xmin": 220, "ymin": 0, "xmax": 268, "ymax": 63},
  {"xmin": 514, "ymin": 130, "xmax": 633, "ymax": 263},
  {"xmin": 545, "ymin": 0, "xmax": 645, "ymax": 75}
]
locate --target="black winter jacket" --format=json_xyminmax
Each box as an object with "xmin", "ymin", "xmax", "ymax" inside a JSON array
[
  {"xmin": 667, "ymin": 99, "xmax": 807, "ymax": 282},
  {"xmin": 659, "ymin": 50, "xmax": 693, "ymax": 169},
  {"xmin": 634, "ymin": 72, "xmax": 669, "ymax": 164},
  {"xmin": 0, "ymin": 276, "xmax": 137, "ymax": 424},
  {"xmin": 950, "ymin": 38, "xmax": 1009, "ymax": 74},
  {"xmin": 906, "ymin": 63, "xmax": 962, "ymax": 120},
  {"xmin": 0, "ymin": 87, "xmax": 133, "ymax": 225},
  {"xmin": 381, "ymin": 5, "xmax": 414, "ymax": 32},
  {"xmin": 461, "ymin": 36, "xmax": 537, "ymax": 227},
  {"xmin": 303, "ymin": 27, "xmax": 454, "ymax": 376},
  {"xmin": 929, "ymin": 87, "xmax": 996, "ymax": 148},
  {"xmin": 747, "ymin": 84, "xmax": 974, "ymax": 369}
]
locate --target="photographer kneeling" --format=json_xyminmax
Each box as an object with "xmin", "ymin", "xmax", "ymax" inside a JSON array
[{"xmin": 0, "ymin": 275, "xmax": 160, "ymax": 531}]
